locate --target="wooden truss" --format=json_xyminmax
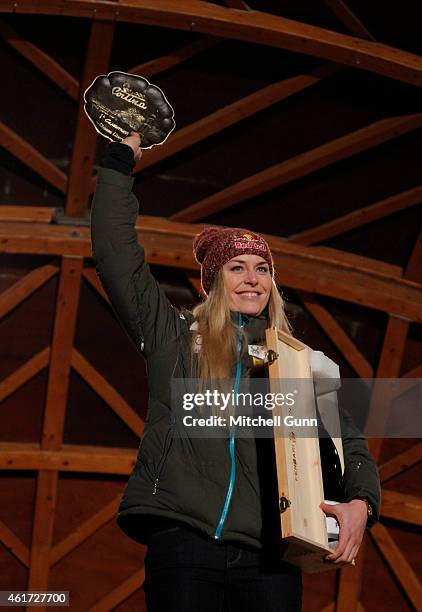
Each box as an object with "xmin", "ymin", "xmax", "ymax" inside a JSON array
[{"xmin": 0, "ymin": 1, "xmax": 421, "ymax": 610}]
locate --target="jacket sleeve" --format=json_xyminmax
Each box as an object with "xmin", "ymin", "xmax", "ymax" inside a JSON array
[
  {"xmin": 340, "ymin": 408, "xmax": 381, "ymax": 528},
  {"xmin": 90, "ymin": 167, "xmax": 180, "ymax": 357}
]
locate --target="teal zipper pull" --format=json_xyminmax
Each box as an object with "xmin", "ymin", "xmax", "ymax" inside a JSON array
[{"xmin": 214, "ymin": 312, "xmax": 244, "ymax": 540}]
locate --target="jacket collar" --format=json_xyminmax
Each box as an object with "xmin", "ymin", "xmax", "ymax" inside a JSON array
[{"xmin": 230, "ymin": 309, "xmax": 269, "ymax": 345}]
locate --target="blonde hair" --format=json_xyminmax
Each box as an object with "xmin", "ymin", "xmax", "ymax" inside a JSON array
[{"xmin": 191, "ymin": 268, "xmax": 292, "ymax": 384}]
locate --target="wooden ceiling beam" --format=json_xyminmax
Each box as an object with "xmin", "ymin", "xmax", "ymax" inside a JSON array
[
  {"xmin": 28, "ymin": 470, "xmax": 58, "ymax": 594},
  {"xmin": 0, "ymin": 215, "xmax": 400, "ymax": 275},
  {"xmin": 41, "ymin": 258, "xmax": 83, "ymax": 452},
  {"xmin": 1, "ymin": 220, "xmax": 422, "ymax": 322},
  {"xmin": 289, "ymin": 186, "xmax": 422, "ymax": 246},
  {"xmin": 379, "ymin": 442, "xmax": 422, "ymax": 483},
  {"xmin": 71, "ymin": 349, "xmax": 144, "ymax": 438},
  {"xmin": 0, "ymin": 519, "xmax": 30, "ymax": 567},
  {"xmin": 128, "ymin": 35, "xmax": 220, "ymax": 78},
  {"xmin": 65, "ymin": 20, "xmax": 114, "ymax": 217},
  {"xmin": 0, "ymin": 120, "xmax": 67, "ymax": 193},
  {"xmin": 0, "ymin": 18, "xmax": 79, "ymax": 99},
  {"xmin": 322, "ymin": 0, "xmax": 375, "ymax": 40},
  {"xmin": 50, "ymin": 494, "xmax": 120, "ymax": 565},
  {"xmin": 296, "ymin": 291, "xmax": 373, "ymax": 378},
  {"xmin": 381, "ymin": 490, "xmax": 422, "ymax": 526},
  {"xmin": 0, "ymin": 205, "xmax": 55, "ymax": 223},
  {"xmin": 0, "ymin": 264, "xmax": 58, "ymax": 320},
  {"xmin": 0, "ymin": 347, "xmax": 50, "ymax": 403},
  {"xmin": 2, "ymin": 1, "xmax": 421, "ymax": 86},
  {"xmin": 370, "ymin": 523, "xmax": 422, "ymax": 610},
  {"xmin": 171, "ymin": 114, "xmax": 422, "ymax": 222},
  {"xmin": 0, "ymin": 443, "xmax": 136, "ymax": 475},
  {"xmin": 28, "ymin": 257, "xmax": 82, "ymax": 592}
]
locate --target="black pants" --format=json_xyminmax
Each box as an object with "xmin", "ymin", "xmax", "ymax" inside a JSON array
[{"xmin": 143, "ymin": 522, "xmax": 302, "ymax": 612}]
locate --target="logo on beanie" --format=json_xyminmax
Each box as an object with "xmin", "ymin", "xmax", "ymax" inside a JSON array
[{"xmin": 233, "ymin": 233, "xmax": 265, "ymax": 251}]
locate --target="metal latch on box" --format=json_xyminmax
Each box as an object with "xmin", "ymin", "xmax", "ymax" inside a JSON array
[
  {"xmin": 266, "ymin": 349, "xmax": 278, "ymax": 364},
  {"xmin": 279, "ymin": 496, "xmax": 291, "ymax": 513}
]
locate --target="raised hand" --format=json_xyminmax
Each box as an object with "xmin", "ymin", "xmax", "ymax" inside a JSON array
[{"xmin": 121, "ymin": 131, "xmax": 142, "ymax": 163}]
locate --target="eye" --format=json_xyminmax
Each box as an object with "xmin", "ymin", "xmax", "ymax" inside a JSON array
[
  {"xmin": 257, "ymin": 265, "xmax": 269, "ymax": 273},
  {"xmin": 230, "ymin": 265, "xmax": 243, "ymax": 272}
]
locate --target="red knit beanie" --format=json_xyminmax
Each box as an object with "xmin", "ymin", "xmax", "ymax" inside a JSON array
[{"xmin": 192, "ymin": 226, "xmax": 274, "ymax": 295}]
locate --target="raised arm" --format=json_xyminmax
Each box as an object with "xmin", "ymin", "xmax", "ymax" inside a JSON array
[{"xmin": 90, "ymin": 135, "xmax": 180, "ymax": 357}]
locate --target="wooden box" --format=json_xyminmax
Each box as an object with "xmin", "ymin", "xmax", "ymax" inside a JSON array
[{"xmin": 265, "ymin": 327, "xmax": 351, "ymax": 573}]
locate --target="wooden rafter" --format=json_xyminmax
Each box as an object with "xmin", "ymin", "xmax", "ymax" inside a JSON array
[
  {"xmin": 71, "ymin": 349, "xmax": 144, "ymax": 438},
  {"xmin": 65, "ymin": 20, "xmax": 114, "ymax": 217},
  {"xmin": 381, "ymin": 490, "xmax": 422, "ymax": 526},
  {"xmin": 289, "ymin": 186, "xmax": 422, "ymax": 245},
  {"xmin": 128, "ymin": 35, "xmax": 220, "ymax": 78},
  {"xmin": 28, "ymin": 470, "xmax": 58, "ymax": 594},
  {"xmin": 296, "ymin": 291, "xmax": 373, "ymax": 378},
  {"xmin": 0, "ymin": 264, "xmax": 58, "ymax": 319},
  {"xmin": 1, "ymin": 219, "xmax": 422, "ymax": 322},
  {"xmin": 0, "ymin": 347, "xmax": 50, "ymax": 403},
  {"xmin": 370, "ymin": 523, "xmax": 422, "ymax": 610},
  {"xmin": 28, "ymin": 257, "xmax": 83, "ymax": 592},
  {"xmin": 0, "ymin": 18, "xmax": 79, "ymax": 99},
  {"xmin": 2, "ymin": 1, "xmax": 422, "ymax": 86},
  {"xmin": 89, "ymin": 568, "xmax": 145, "ymax": 612},
  {"xmin": 170, "ymin": 114, "xmax": 422, "ymax": 222},
  {"xmin": 379, "ymin": 442, "xmax": 422, "ymax": 483},
  {"xmin": 0, "ymin": 443, "xmax": 136, "ymax": 474},
  {"xmin": 82, "ymin": 267, "xmax": 110, "ymax": 304},
  {"xmin": 0, "ymin": 205, "xmax": 55, "ymax": 223},
  {"xmin": 0, "ymin": 120, "xmax": 67, "ymax": 193},
  {"xmin": 50, "ymin": 494, "xmax": 121, "ymax": 565},
  {"xmin": 0, "ymin": 519, "xmax": 30, "ymax": 567},
  {"xmin": 322, "ymin": 0, "xmax": 375, "ymax": 40},
  {"xmin": 41, "ymin": 259, "xmax": 83, "ymax": 452},
  {"xmin": 89, "ymin": 62, "xmax": 339, "ymax": 190}
]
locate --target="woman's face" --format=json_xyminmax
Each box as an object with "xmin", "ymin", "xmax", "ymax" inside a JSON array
[{"xmin": 222, "ymin": 254, "xmax": 272, "ymax": 316}]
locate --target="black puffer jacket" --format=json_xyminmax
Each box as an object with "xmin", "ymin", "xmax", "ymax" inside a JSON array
[{"xmin": 90, "ymin": 163, "xmax": 381, "ymax": 549}]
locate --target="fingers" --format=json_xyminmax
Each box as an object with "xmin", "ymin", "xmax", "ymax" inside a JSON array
[
  {"xmin": 129, "ymin": 132, "xmax": 142, "ymax": 162},
  {"xmin": 120, "ymin": 132, "xmax": 143, "ymax": 163},
  {"xmin": 130, "ymin": 131, "xmax": 141, "ymax": 145}
]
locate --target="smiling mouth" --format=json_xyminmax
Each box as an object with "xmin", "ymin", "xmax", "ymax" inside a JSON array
[{"xmin": 236, "ymin": 292, "xmax": 262, "ymax": 297}]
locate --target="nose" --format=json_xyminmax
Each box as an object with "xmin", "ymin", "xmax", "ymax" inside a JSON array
[{"xmin": 245, "ymin": 268, "xmax": 258, "ymax": 285}]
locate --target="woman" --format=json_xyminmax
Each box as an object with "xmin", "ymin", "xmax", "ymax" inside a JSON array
[{"xmin": 91, "ymin": 133, "xmax": 381, "ymax": 611}]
